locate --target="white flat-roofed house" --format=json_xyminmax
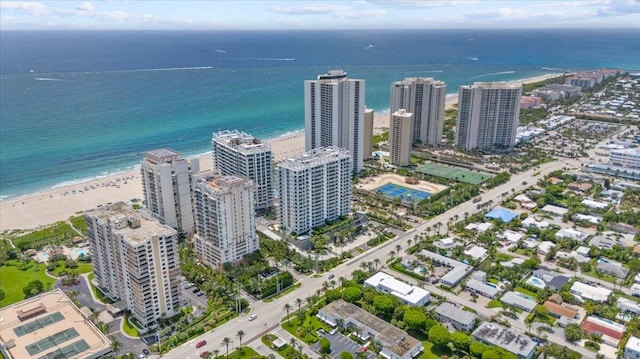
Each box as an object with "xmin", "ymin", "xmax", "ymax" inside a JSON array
[
  {"xmin": 464, "ymin": 245, "xmax": 488, "ymax": 261},
  {"xmin": 555, "ymin": 228, "xmax": 588, "ymax": 242},
  {"xmin": 581, "ymin": 199, "xmax": 610, "ymax": 210},
  {"xmin": 364, "ymin": 272, "xmax": 430, "ymax": 306},
  {"xmin": 466, "ymin": 279, "xmax": 500, "ymax": 299},
  {"xmin": 498, "ymin": 230, "xmax": 524, "ymax": 247},
  {"xmin": 624, "ymin": 336, "xmax": 640, "ymax": 359},
  {"xmin": 634, "ymin": 273, "xmax": 640, "ymax": 284},
  {"xmin": 435, "ymin": 302, "xmax": 478, "ymax": 331},
  {"xmin": 420, "ymin": 250, "xmax": 471, "ymax": 288},
  {"xmin": 573, "ymin": 213, "xmax": 603, "ymax": 225},
  {"xmin": 465, "ymin": 222, "xmax": 494, "ymax": 233},
  {"xmin": 500, "ymin": 291, "xmax": 537, "ymax": 312},
  {"xmin": 597, "ymin": 259, "xmax": 630, "ymax": 279},
  {"xmin": 570, "ymin": 281, "xmax": 612, "ymax": 303},
  {"xmin": 522, "ymin": 217, "xmax": 550, "ymax": 229},
  {"xmin": 618, "ymin": 298, "xmax": 640, "ymax": 316},
  {"xmin": 632, "ymin": 284, "xmax": 640, "ymax": 298},
  {"xmin": 541, "ymin": 204, "xmax": 568, "ymax": 217},
  {"xmin": 434, "ymin": 237, "xmax": 462, "ymax": 250}
]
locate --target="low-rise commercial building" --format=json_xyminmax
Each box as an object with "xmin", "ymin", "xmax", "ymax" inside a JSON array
[
  {"xmin": 472, "ymin": 322, "xmax": 537, "ymax": 359},
  {"xmin": 420, "ymin": 250, "xmax": 471, "ymax": 288},
  {"xmin": 435, "ymin": 302, "xmax": 478, "ymax": 331},
  {"xmin": 0, "ymin": 289, "xmax": 113, "ymax": 359},
  {"xmin": 364, "ymin": 272, "xmax": 430, "ymax": 306},
  {"xmin": 317, "ymin": 300, "xmax": 423, "ymax": 359}
]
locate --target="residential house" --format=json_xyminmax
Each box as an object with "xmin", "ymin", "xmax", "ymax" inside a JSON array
[
  {"xmin": 364, "ymin": 272, "xmax": 430, "ymax": 306},
  {"xmin": 618, "ymin": 298, "xmax": 640, "ymax": 316},
  {"xmin": 597, "ymin": 259, "xmax": 630, "ymax": 279},
  {"xmin": 435, "ymin": 302, "xmax": 478, "ymax": 331},
  {"xmin": 531, "ymin": 268, "xmax": 571, "ymax": 291},
  {"xmin": 420, "ymin": 250, "xmax": 471, "ymax": 288},
  {"xmin": 580, "ymin": 316, "xmax": 626, "ymax": 347},
  {"xmin": 555, "ymin": 228, "xmax": 588, "ymax": 242},
  {"xmin": 472, "ymin": 322, "xmax": 537, "ymax": 359},
  {"xmin": 624, "ymin": 336, "xmax": 640, "ymax": 359},
  {"xmin": 500, "ymin": 291, "xmax": 537, "ymax": 312},
  {"xmin": 570, "ymin": 282, "xmax": 612, "ymax": 303}
]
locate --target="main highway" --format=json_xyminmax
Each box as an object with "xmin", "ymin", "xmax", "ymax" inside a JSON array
[{"xmin": 164, "ymin": 160, "xmax": 574, "ymax": 359}]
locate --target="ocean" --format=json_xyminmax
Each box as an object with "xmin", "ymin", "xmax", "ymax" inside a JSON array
[{"xmin": 1, "ymin": 29, "xmax": 639, "ymax": 199}]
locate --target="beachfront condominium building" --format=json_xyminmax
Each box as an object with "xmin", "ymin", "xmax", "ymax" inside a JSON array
[
  {"xmin": 212, "ymin": 130, "xmax": 274, "ymax": 211},
  {"xmin": 390, "ymin": 77, "xmax": 446, "ymax": 146},
  {"xmin": 85, "ymin": 202, "xmax": 180, "ymax": 330},
  {"xmin": 389, "ymin": 109, "xmax": 414, "ymax": 166},
  {"xmin": 193, "ymin": 174, "xmax": 259, "ymax": 266},
  {"xmin": 278, "ymin": 146, "xmax": 351, "ymax": 235},
  {"xmin": 455, "ymin": 82, "xmax": 522, "ymax": 151},
  {"xmin": 141, "ymin": 148, "xmax": 199, "ymax": 238},
  {"xmin": 363, "ymin": 107, "xmax": 374, "ymax": 160},
  {"xmin": 304, "ymin": 69, "xmax": 365, "ymax": 173}
]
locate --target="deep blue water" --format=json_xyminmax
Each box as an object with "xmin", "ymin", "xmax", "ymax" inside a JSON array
[{"xmin": 1, "ymin": 29, "xmax": 639, "ymax": 198}]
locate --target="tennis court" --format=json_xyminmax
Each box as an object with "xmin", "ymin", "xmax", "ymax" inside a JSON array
[
  {"xmin": 416, "ymin": 163, "xmax": 493, "ymax": 185},
  {"xmin": 375, "ymin": 183, "xmax": 432, "ymax": 203}
]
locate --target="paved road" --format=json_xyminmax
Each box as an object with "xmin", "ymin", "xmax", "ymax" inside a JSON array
[{"xmin": 164, "ymin": 160, "xmax": 572, "ymax": 359}]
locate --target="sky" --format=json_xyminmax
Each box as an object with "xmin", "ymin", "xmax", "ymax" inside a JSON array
[{"xmin": 1, "ymin": 0, "xmax": 639, "ymax": 30}]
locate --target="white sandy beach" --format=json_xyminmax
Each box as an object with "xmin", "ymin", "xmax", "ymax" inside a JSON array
[{"xmin": 0, "ymin": 73, "xmax": 563, "ymax": 232}]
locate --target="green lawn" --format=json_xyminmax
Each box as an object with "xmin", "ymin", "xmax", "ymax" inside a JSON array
[
  {"xmin": 227, "ymin": 347, "xmax": 261, "ymax": 359},
  {"xmin": 419, "ymin": 341, "xmax": 452, "ymax": 359},
  {"xmin": 487, "ymin": 299, "xmax": 504, "ymax": 308},
  {"xmin": 49, "ymin": 262, "xmax": 93, "ymax": 277},
  {"xmin": 123, "ymin": 316, "xmax": 141, "ymax": 337},
  {"xmin": 0, "ymin": 261, "xmax": 56, "ymax": 307},
  {"xmin": 87, "ymin": 273, "xmax": 114, "ymax": 304},
  {"xmin": 584, "ymin": 269, "xmax": 618, "ymax": 284},
  {"xmin": 264, "ymin": 282, "xmax": 301, "ymax": 302}
]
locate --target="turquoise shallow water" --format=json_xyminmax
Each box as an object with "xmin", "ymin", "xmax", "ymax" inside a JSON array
[{"xmin": 1, "ymin": 29, "xmax": 639, "ymax": 198}]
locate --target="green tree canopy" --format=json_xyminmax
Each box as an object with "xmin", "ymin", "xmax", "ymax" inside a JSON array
[
  {"xmin": 340, "ymin": 352, "xmax": 353, "ymax": 359},
  {"xmin": 373, "ymin": 295, "xmax": 397, "ymax": 317},
  {"xmin": 564, "ymin": 323, "xmax": 584, "ymax": 342},
  {"xmin": 342, "ymin": 287, "xmax": 362, "ymax": 303},
  {"xmin": 469, "ymin": 342, "xmax": 488, "ymax": 357},
  {"xmin": 403, "ymin": 309, "xmax": 426, "ymax": 330},
  {"xmin": 428, "ymin": 325, "xmax": 451, "ymax": 348},
  {"xmin": 451, "ymin": 331, "xmax": 471, "ymax": 352},
  {"xmin": 319, "ymin": 337, "xmax": 331, "ymax": 354}
]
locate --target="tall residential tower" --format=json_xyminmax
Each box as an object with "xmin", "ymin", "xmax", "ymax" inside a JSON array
[
  {"xmin": 305, "ymin": 69, "xmax": 365, "ymax": 173},
  {"xmin": 455, "ymin": 82, "xmax": 522, "ymax": 151},
  {"xmin": 85, "ymin": 202, "xmax": 181, "ymax": 329},
  {"xmin": 389, "ymin": 110, "xmax": 414, "ymax": 166},
  {"xmin": 278, "ymin": 146, "xmax": 352, "ymax": 235},
  {"xmin": 141, "ymin": 149, "xmax": 198, "ymax": 238},
  {"xmin": 193, "ymin": 174, "xmax": 259, "ymax": 266},
  {"xmin": 390, "ymin": 77, "xmax": 446, "ymax": 146},
  {"xmin": 212, "ymin": 130, "xmax": 274, "ymax": 211}
]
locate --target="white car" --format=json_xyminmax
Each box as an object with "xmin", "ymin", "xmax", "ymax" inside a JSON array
[{"xmin": 249, "ymin": 314, "xmax": 257, "ymax": 321}]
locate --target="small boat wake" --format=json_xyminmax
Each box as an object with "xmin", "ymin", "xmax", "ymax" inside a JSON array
[
  {"xmin": 216, "ymin": 49, "xmax": 227, "ymax": 53},
  {"xmin": 470, "ymin": 70, "xmax": 516, "ymax": 79},
  {"xmin": 466, "ymin": 57, "xmax": 479, "ymax": 61}
]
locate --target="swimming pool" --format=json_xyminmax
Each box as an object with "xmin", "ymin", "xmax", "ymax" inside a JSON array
[
  {"xmin": 374, "ymin": 183, "xmax": 431, "ymax": 203},
  {"xmin": 526, "ymin": 276, "xmax": 546, "ymax": 289},
  {"xmin": 75, "ymin": 249, "xmax": 89, "ymax": 257}
]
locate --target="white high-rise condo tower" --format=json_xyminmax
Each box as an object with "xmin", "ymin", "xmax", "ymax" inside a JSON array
[
  {"xmin": 193, "ymin": 174, "xmax": 259, "ymax": 266},
  {"xmin": 389, "ymin": 110, "xmax": 414, "ymax": 167},
  {"xmin": 85, "ymin": 202, "xmax": 181, "ymax": 329},
  {"xmin": 278, "ymin": 146, "xmax": 352, "ymax": 235},
  {"xmin": 212, "ymin": 130, "xmax": 274, "ymax": 211},
  {"xmin": 390, "ymin": 77, "xmax": 446, "ymax": 146},
  {"xmin": 141, "ymin": 148, "xmax": 199, "ymax": 238},
  {"xmin": 305, "ymin": 69, "xmax": 365, "ymax": 173},
  {"xmin": 455, "ymin": 82, "xmax": 522, "ymax": 151}
]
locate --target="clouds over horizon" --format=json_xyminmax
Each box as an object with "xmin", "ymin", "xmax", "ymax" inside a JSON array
[{"xmin": 0, "ymin": 0, "xmax": 638, "ymax": 30}]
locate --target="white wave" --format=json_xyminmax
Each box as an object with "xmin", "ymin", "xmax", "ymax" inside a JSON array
[
  {"xmin": 34, "ymin": 77, "xmax": 66, "ymax": 81},
  {"xmin": 94, "ymin": 66, "xmax": 213, "ymax": 74},
  {"xmin": 542, "ymin": 67, "xmax": 567, "ymax": 72},
  {"xmin": 215, "ymin": 49, "xmax": 227, "ymax": 53},
  {"xmin": 471, "ymin": 70, "xmax": 516, "ymax": 79},
  {"xmin": 253, "ymin": 57, "xmax": 295, "ymax": 61},
  {"xmin": 466, "ymin": 57, "xmax": 478, "ymax": 61}
]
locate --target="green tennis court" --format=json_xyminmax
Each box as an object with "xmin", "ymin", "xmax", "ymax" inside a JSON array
[{"xmin": 416, "ymin": 163, "xmax": 493, "ymax": 185}]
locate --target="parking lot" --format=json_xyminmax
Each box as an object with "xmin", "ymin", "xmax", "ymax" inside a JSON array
[
  {"xmin": 180, "ymin": 281, "xmax": 208, "ymax": 313},
  {"xmin": 311, "ymin": 330, "xmax": 375, "ymax": 359}
]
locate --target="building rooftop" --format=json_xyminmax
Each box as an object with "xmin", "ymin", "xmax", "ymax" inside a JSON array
[
  {"xmin": 364, "ymin": 272, "xmax": 430, "ymax": 305},
  {"xmin": 486, "ymin": 207, "xmax": 519, "ymax": 223},
  {"xmin": 212, "ymin": 130, "xmax": 271, "ymax": 154},
  {"xmin": 626, "ymin": 336, "xmax": 640, "ymax": 353},
  {"xmin": 570, "ymin": 281, "xmax": 612, "ymax": 302},
  {"xmin": 85, "ymin": 202, "xmax": 176, "ymax": 244},
  {"xmin": 143, "ymin": 148, "xmax": 181, "ymax": 164},
  {"xmin": 580, "ymin": 316, "xmax": 625, "ymax": 340},
  {"xmin": 466, "ymin": 279, "xmax": 500, "ymax": 297},
  {"xmin": 278, "ymin": 146, "xmax": 351, "ymax": 170},
  {"xmin": 0, "ymin": 289, "xmax": 112, "ymax": 359},
  {"xmin": 435, "ymin": 302, "xmax": 477, "ymax": 326},
  {"xmin": 543, "ymin": 301, "xmax": 578, "ymax": 319},
  {"xmin": 472, "ymin": 322, "xmax": 536, "ymax": 358},
  {"xmin": 320, "ymin": 300, "xmax": 421, "ymax": 357},
  {"xmin": 541, "ymin": 204, "xmax": 569, "ymax": 216},
  {"xmin": 500, "ymin": 291, "xmax": 537, "ymax": 312}
]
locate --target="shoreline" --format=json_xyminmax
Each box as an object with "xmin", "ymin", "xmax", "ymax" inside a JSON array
[{"xmin": 0, "ymin": 72, "xmax": 564, "ymax": 232}]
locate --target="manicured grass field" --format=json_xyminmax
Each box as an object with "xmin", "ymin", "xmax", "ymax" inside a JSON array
[
  {"xmin": 416, "ymin": 163, "xmax": 493, "ymax": 185},
  {"xmin": 419, "ymin": 341, "xmax": 452, "ymax": 359},
  {"xmin": 486, "ymin": 299, "xmax": 504, "ymax": 308},
  {"xmin": 49, "ymin": 262, "xmax": 93, "ymax": 277},
  {"xmin": 0, "ymin": 261, "xmax": 56, "ymax": 307}
]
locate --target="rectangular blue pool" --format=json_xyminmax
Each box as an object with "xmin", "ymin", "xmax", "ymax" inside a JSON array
[{"xmin": 374, "ymin": 183, "xmax": 431, "ymax": 203}]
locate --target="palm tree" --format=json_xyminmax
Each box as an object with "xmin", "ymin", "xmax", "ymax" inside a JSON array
[
  {"xmin": 388, "ymin": 250, "xmax": 395, "ymax": 260},
  {"xmin": 374, "ymin": 258, "xmax": 381, "ymax": 271},
  {"xmin": 222, "ymin": 337, "xmax": 232, "ymax": 359},
  {"xmin": 289, "ymin": 338, "xmax": 296, "ymax": 349},
  {"xmin": 395, "ymin": 244, "xmax": 402, "ymax": 257},
  {"xmin": 284, "ymin": 303, "xmax": 292, "ymax": 319},
  {"xmin": 109, "ymin": 335, "xmax": 120, "ymax": 354},
  {"xmin": 236, "ymin": 330, "xmax": 245, "ymax": 347},
  {"xmin": 296, "ymin": 298, "xmax": 303, "ymax": 317},
  {"xmin": 213, "ymin": 349, "xmax": 220, "ymax": 358}
]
